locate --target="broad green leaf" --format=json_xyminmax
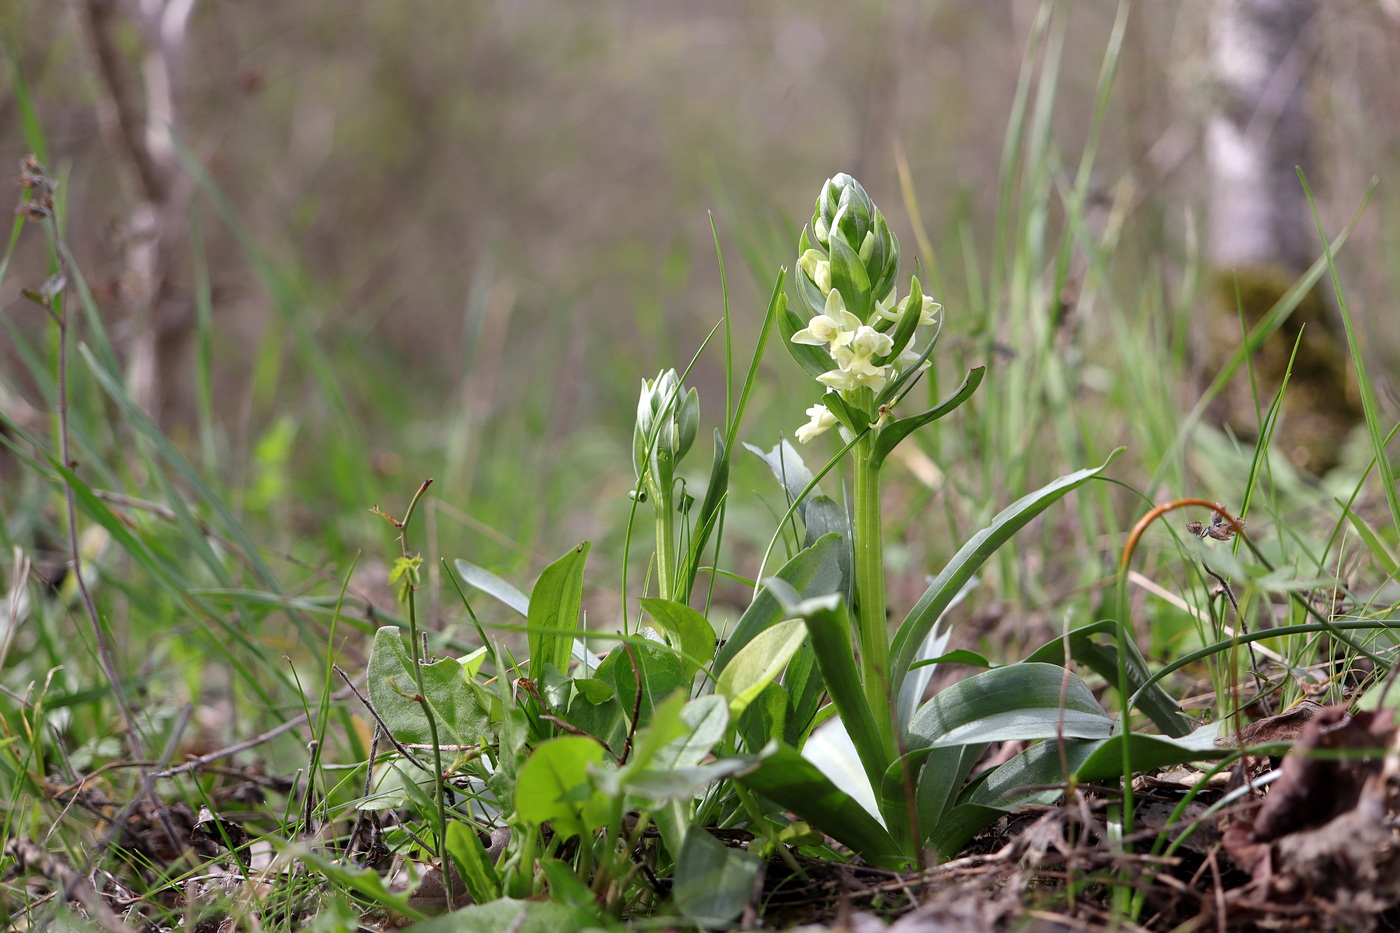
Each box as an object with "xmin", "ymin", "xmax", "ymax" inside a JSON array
[
  {"xmin": 1066, "ymin": 723, "xmax": 1226, "ymax": 783},
  {"xmin": 794, "ymin": 228, "xmax": 827, "ymax": 316},
  {"xmin": 896, "ymin": 578, "xmax": 972, "ymax": 726},
  {"xmin": 563, "ymin": 683, "xmax": 627, "ymax": 757},
  {"xmin": 367, "ymin": 626, "xmax": 488, "ymax": 746},
  {"xmin": 715, "ymin": 534, "xmax": 843, "ymax": 671},
  {"xmin": 904, "ymin": 663, "xmax": 1113, "ymax": 750},
  {"xmin": 766, "ymin": 583, "xmax": 889, "ymax": 787},
  {"xmin": 515, "ymin": 736, "xmax": 610, "ymax": 839},
  {"xmin": 527, "ymin": 542, "xmax": 590, "ymax": 679},
  {"xmin": 1025, "ymin": 620, "xmax": 1194, "ymax": 737},
  {"xmin": 777, "ymin": 287, "xmax": 833, "ymax": 378},
  {"xmin": 672, "ymin": 826, "xmax": 762, "ymax": 927},
  {"xmin": 573, "ymin": 678, "xmax": 615, "ymax": 704},
  {"xmin": 746, "ymin": 438, "xmax": 818, "ymax": 508},
  {"xmin": 639, "ymin": 597, "xmax": 717, "ymax": 676},
  {"xmin": 596, "ymin": 641, "xmax": 688, "ymax": 736},
  {"xmin": 736, "ymin": 681, "xmax": 792, "ymax": 754},
  {"xmin": 783, "ymin": 639, "xmax": 825, "ymax": 744},
  {"xmin": 910, "ymin": 649, "xmax": 994, "ymax": 670},
  {"xmin": 898, "ymin": 662, "xmax": 1110, "ymax": 836},
  {"xmin": 923, "ymin": 707, "xmax": 1112, "ymax": 748},
  {"xmin": 459, "ymin": 646, "xmax": 489, "ymax": 677},
  {"xmin": 910, "ymin": 744, "xmax": 986, "ymax": 841},
  {"xmin": 820, "ymin": 389, "xmax": 866, "ymax": 435},
  {"xmin": 538, "ymin": 859, "xmax": 597, "ymax": 909},
  {"xmin": 801, "ymin": 717, "xmax": 882, "ymax": 822},
  {"xmin": 453, "ymin": 559, "xmax": 530, "ymax": 616},
  {"xmin": 876, "ymin": 279, "xmax": 925, "ymax": 362},
  {"xmin": 619, "ymin": 691, "xmax": 690, "ymax": 772},
  {"xmin": 737, "ymin": 742, "xmax": 906, "ymax": 870},
  {"xmin": 871, "ymin": 367, "xmax": 985, "ymax": 468},
  {"xmin": 745, "ymin": 440, "xmax": 854, "ymax": 598},
  {"xmin": 800, "ymin": 496, "xmax": 853, "ymax": 590},
  {"xmin": 620, "ymin": 757, "xmax": 757, "ymax": 803},
  {"xmin": 654, "ymin": 695, "xmax": 729, "ymax": 769},
  {"xmin": 746, "ymin": 439, "xmax": 850, "ymax": 548},
  {"xmin": 891, "ymin": 450, "xmax": 1122, "ymax": 685},
  {"xmin": 401, "ymin": 897, "xmax": 599, "ymax": 933},
  {"xmin": 924, "ymin": 802, "xmax": 1010, "ymax": 860},
  {"xmin": 716, "ymin": 619, "xmax": 807, "ymax": 719},
  {"xmin": 444, "ymin": 821, "xmax": 501, "ymax": 904},
  {"xmin": 928, "ymin": 721, "xmax": 1228, "ymax": 857}
]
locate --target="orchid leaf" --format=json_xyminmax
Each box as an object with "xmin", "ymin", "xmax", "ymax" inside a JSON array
[
  {"xmin": 891, "ymin": 450, "xmax": 1122, "ymax": 685},
  {"xmin": 454, "ymin": 559, "xmax": 530, "ymax": 617},
  {"xmin": 737, "ymin": 742, "xmax": 906, "ymax": 870},
  {"xmin": 716, "ymin": 619, "xmax": 806, "ymax": 719},
  {"xmin": 639, "ymin": 597, "xmax": 717, "ymax": 676},
  {"xmin": 1025, "ymin": 619, "xmax": 1194, "ymax": 737},
  {"xmin": 715, "ymin": 534, "xmax": 843, "ymax": 670},
  {"xmin": 527, "ymin": 542, "xmax": 590, "ymax": 679},
  {"xmin": 871, "ymin": 367, "xmax": 985, "ymax": 468}
]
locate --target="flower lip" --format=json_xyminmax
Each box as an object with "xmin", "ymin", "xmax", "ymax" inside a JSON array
[
  {"xmin": 791, "ymin": 290, "xmax": 862, "ymax": 349},
  {"xmin": 795, "ymin": 403, "xmax": 839, "ymax": 444}
]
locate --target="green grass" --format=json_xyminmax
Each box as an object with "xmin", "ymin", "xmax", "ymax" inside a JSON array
[{"xmin": 4, "ymin": 4, "xmax": 1400, "ymax": 929}]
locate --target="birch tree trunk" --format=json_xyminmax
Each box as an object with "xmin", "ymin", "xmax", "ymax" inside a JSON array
[{"xmin": 1203, "ymin": 0, "xmax": 1359, "ymax": 473}]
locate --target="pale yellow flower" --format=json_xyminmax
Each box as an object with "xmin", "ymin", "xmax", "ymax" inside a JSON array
[
  {"xmin": 798, "ymin": 249, "xmax": 832, "ymax": 296},
  {"xmin": 795, "ymin": 403, "xmax": 839, "ymax": 443},
  {"xmin": 792, "ymin": 290, "xmax": 861, "ymax": 348}
]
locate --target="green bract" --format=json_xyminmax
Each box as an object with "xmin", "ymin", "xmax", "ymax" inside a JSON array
[{"xmin": 810, "ymin": 173, "xmax": 898, "ymax": 314}]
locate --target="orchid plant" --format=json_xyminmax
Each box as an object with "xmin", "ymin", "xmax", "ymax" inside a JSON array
[
  {"xmin": 370, "ymin": 175, "xmax": 1214, "ymax": 923},
  {"xmin": 780, "ymin": 174, "xmax": 960, "ymax": 760},
  {"xmin": 712, "ymin": 174, "xmax": 1210, "ymax": 867}
]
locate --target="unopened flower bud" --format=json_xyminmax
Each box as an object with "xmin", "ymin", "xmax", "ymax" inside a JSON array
[
  {"xmin": 634, "ymin": 370, "xmax": 700, "ymax": 484},
  {"xmin": 809, "ymin": 174, "xmax": 899, "ymax": 307},
  {"xmin": 797, "ymin": 249, "xmax": 832, "ymax": 295}
]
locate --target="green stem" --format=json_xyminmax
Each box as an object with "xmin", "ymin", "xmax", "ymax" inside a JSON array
[
  {"xmin": 655, "ymin": 495, "xmax": 676, "ymax": 602},
  {"xmin": 852, "ymin": 432, "xmax": 895, "ymax": 757},
  {"xmin": 650, "ymin": 451, "xmax": 677, "ymax": 602},
  {"xmin": 396, "ymin": 480, "xmax": 453, "ymax": 905}
]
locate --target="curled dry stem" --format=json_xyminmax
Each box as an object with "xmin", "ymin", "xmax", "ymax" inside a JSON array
[
  {"xmin": 1120, "ymin": 498, "xmax": 1246, "ymax": 573},
  {"xmin": 1121, "ymin": 497, "xmax": 1387, "ymax": 671}
]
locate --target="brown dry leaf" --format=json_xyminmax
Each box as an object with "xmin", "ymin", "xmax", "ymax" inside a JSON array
[
  {"xmin": 1222, "ymin": 705, "xmax": 1400, "ymax": 930},
  {"xmin": 1222, "ymin": 697, "xmax": 1330, "ymax": 748}
]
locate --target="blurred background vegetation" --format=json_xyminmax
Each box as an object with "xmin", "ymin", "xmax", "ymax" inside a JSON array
[{"xmin": 3, "ymin": 0, "xmax": 1400, "ymax": 648}]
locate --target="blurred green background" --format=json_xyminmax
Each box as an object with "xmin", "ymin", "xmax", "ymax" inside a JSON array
[{"xmin": 3, "ymin": 0, "xmax": 1399, "ymax": 639}]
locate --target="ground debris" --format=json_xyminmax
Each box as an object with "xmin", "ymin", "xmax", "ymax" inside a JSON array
[
  {"xmin": 1222, "ymin": 705, "xmax": 1400, "ymax": 931},
  {"xmin": 3, "ymin": 837, "xmax": 129, "ymax": 933}
]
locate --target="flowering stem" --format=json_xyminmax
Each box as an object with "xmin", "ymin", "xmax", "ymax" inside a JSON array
[
  {"xmin": 655, "ymin": 489, "xmax": 677, "ymax": 602},
  {"xmin": 852, "ymin": 430, "xmax": 895, "ymax": 756}
]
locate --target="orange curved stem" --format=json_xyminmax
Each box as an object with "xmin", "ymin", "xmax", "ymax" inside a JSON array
[{"xmin": 1119, "ymin": 498, "xmax": 1245, "ymax": 573}]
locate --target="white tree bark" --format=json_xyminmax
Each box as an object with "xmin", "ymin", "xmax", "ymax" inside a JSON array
[{"xmin": 1206, "ymin": 0, "xmax": 1318, "ymax": 275}]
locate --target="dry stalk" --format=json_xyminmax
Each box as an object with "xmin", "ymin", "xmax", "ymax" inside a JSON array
[{"xmin": 72, "ymin": 0, "xmax": 199, "ymax": 420}]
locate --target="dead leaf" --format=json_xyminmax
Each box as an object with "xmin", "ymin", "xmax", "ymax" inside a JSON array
[{"xmin": 1222, "ymin": 706, "xmax": 1400, "ymax": 930}]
